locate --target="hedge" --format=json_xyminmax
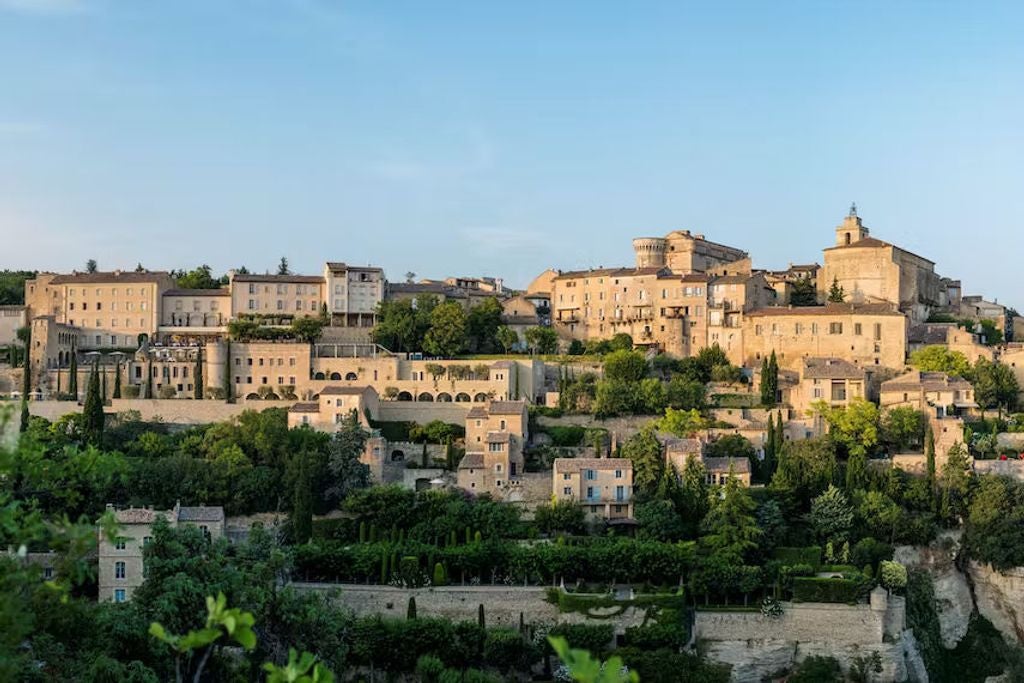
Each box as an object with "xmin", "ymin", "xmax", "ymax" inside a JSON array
[
  {"xmin": 294, "ymin": 538, "xmax": 696, "ymax": 586},
  {"xmin": 791, "ymin": 577, "xmax": 862, "ymax": 603},
  {"xmin": 541, "ymin": 425, "xmax": 586, "ymax": 447},
  {"xmin": 772, "ymin": 546, "xmax": 822, "ymax": 569}
]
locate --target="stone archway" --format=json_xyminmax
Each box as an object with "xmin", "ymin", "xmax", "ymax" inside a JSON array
[
  {"xmin": 397, "ymin": 391, "xmax": 413, "ymax": 401},
  {"xmin": 436, "ymin": 392, "xmax": 453, "ymax": 402},
  {"xmin": 455, "ymin": 392, "xmax": 471, "ymax": 403},
  {"xmin": 417, "ymin": 392, "xmax": 434, "ymax": 402},
  {"xmin": 345, "ymin": 372, "xmax": 358, "ymax": 380}
]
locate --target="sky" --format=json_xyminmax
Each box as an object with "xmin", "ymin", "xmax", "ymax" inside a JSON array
[{"xmin": 0, "ymin": 1, "xmax": 1021, "ymax": 306}]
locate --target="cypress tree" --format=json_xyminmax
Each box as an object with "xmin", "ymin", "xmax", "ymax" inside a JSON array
[
  {"xmin": 767, "ymin": 351, "xmax": 779, "ymax": 404},
  {"xmin": 19, "ymin": 350, "xmax": 30, "ymax": 432},
  {"xmin": 407, "ymin": 596, "xmax": 417, "ymax": 619},
  {"xmin": 359, "ymin": 521, "xmax": 367, "ymax": 543},
  {"xmin": 513, "ymin": 364, "xmax": 520, "ymax": 400},
  {"xmin": 146, "ymin": 358, "xmax": 154, "ymax": 399},
  {"xmin": 380, "ymin": 551, "xmax": 388, "ymax": 584},
  {"xmin": 763, "ymin": 415, "xmax": 775, "ymax": 481},
  {"xmin": 112, "ymin": 361, "xmax": 121, "ymax": 399},
  {"xmin": 223, "ymin": 340, "xmax": 233, "ymax": 403},
  {"xmin": 82, "ymin": 359, "xmax": 105, "ymax": 445},
  {"xmin": 68, "ymin": 341, "xmax": 78, "ymax": 399},
  {"xmin": 477, "ymin": 604, "xmax": 485, "ymax": 629},
  {"xmin": 449, "ymin": 530, "xmax": 457, "ymax": 547},
  {"xmin": 56, "ymin": 367, "xmax": 62, "ymax": 395},
  {"xmin": 465, "ymin": 526, "xmax": 472, "ymax": 544},
  {"xmin": 760, "ymin": 357, "xmax": 771, "ymax": 405},
  {"xmin": 421, "ymin": 442, "xmax": 428, "ymax": 467},
  {"xmin": 925, "ymin": 426, "xmax": 936, "ymax": 505},
  {"xmin": 292, "ymin": 451, "xmax": 313, "ymax": 544},
  {"xmin": 433, "ymin": 562, "xmax": 446, "ymax": 586},
  {"xmin": 194, "ymin": 346, "xmax": 204, "ymax": 400},
  {"xmin": 474, "ymin": 530, "xmax": 482, "ymax": 544},
  {"xmin": 101, "ymin": 364, "xmax": 108, "ymax": 403}
]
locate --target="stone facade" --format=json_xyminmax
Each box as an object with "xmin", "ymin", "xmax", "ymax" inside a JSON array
[
  {"xmin": 98, "ymin": 503, "xmax": 224, "ymax": 603},
  {"xmin": 0, "ymin": 305, "xmax": 26, "ymax": 346},
  {"xmin": 552, "ymin": 457, "xmax": 634, "ymax": 519},
  {"xmin": 880, "ymin": 370, "xmax": 976, "ymax": 418},
  {"xmin": 744, "ymin": 303, "xmax": 908, "ymax": 371},
  {"xmin": 821, "ymin": 209, "xmax": 949, "ymax": 324}
]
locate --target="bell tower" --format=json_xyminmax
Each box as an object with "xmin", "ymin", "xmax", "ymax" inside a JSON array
[{"xmin": 835, "ymin": 203, "xmax": 869, "ymax": 246}]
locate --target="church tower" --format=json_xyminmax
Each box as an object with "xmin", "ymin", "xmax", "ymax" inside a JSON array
[{"xmin": 835, "ymin": 203, "xmax": 869, "ymax": 246}]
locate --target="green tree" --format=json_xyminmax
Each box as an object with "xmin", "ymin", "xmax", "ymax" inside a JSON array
[
  {"xmin": 495, "ymin": 325, "xmax": 519, "ymax": 353},
  {"xmin": 291, "ymin": 316, "xmax": 325, "ymax": 343},
  {"xmin": 621, "ymin": 427, "xmax": 663, "ymax": 498},
  {"xmin": 291, "ymin": 449, "xmax": 314, "ymax": 544},
  {"xmin": 813, "ymin": 397, "xmax": 879, "ymax": 462},
  {"xmin": 789, "ymin": 275, "xmax": 818, "ymax": 306},
  {"xmin": 938, "ymin": 442, "xmax": 971, "ymax": 524},
  {"xmin": 466, "ymin": 297, "xmax": 504, "ymax": 353},
  {"xmin": 112, "ymin": 360, "xmax": 122, "ymax": 399},
  {"xmin": 548, "ymin": 637, "xmax": 638, "ymax": 683},
  {"xmin": 827, "ymin": 277, "xmax": 845, "ymax": 303},
  {"xmin": 810, "ymin": 485, "xmax": 854, "ymax": 543},
  {"xmin": 423, "ymin": 302, "xmax": 468, "ymax": 357},
  {"xmin": 665, "ymin": 376, "xmax": 706, "ymax": 411},
  {"xmin": 82, "ymin": 360, "xmax": 105, "ymax": 445},
  {"xmin": 325, "ymin": 411, "xmax": 371, "ymax": 504},
  {"xmin": 771, "ymin": 437, "xmax": 837, "ymax": 505},
  {"xmin": 882, "ymin": 406, "xmax": 926, "ymax": 452},
  {"xmin": 972, "ymin": 358, "xmax": 1019, "ymax": 418},
  {"xmin": 635, "ymin": 498, "xmax": 686, "ymax": 541},
  {"xmin": 277, "ymin": 256, "xmax": 290, "ymax": 275},
  {"xmin": 656, "ymin": 407, "xmax": 708, "ymax": 437},
  {"xmin": 909, "ymin": 346, "xmax": 971, "ymax": 377},
  {"xmin": 524, "ymin": 326, "xmax": 558, "ymax": 354},
  {"xmin": 223, "ymin": 341, "xmax": 233, "ymax": 403},
  {"xmin": 534, "ymin": 498, "xmax": 586, "ymax": 535},
  {"xmin": 173, "ymin": 264, "xmax": 223, "ymax": 289},
  {"xmin": 194, "ymin": 347, "xmax": 204, "ymax": 400},
  {"xmin": 86, "ymin": 258, "xmax": 98, "ymax": 273},
  {"xmin": 603, "ymin": 350, "xmax": 648, "ymax": 382},
  {"xmin": 68, "ymin": 340, "xmax": 78, "ymax": 397},
  {"xmin": 924, "ymin": 426, "xmax": 936, "ymax": 504}
]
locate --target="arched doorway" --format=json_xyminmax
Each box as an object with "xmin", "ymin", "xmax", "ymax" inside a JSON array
[
  {"xmin": 391, "ymin": 450, "xmax": 405, "ymax": 462},
  {"xmin": 330, "ymin": 372, "xmax": 342, "ymax": 380},
  {"xmin": 397, "ymin": 391, "xmax": 413, "ymax": 401},
  {"xmin": 314, "ymin": 372, "xmax": 325, "ymax": 380},
  {"xmin": 455, "ymin": 393, "xmax": 471, "ymax": 403},
  {"xmin": 345, "ymin": 372, "xmax": 358, "ymax": 380},
  {"xmin": 417, "ymin": 392, "xmax": 434, "ymax": 402},
  {"xmin": 436, "ymin": 392, "xmax": 453, "ymax": 402},
  {"xmin": 473, "ymin": 392, "xmax": 488, "ymax": 403}
]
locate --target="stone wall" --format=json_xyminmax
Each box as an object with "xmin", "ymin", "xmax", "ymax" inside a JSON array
[
  {"xmin": 378, "ymin": 402, "xmax": 470, "ymax": 424},
  {"xmin": 290, "ymin": 583, "xmax": 647, "ymax": 632},
  {"xmin": 28, "ymin": 397, "xmax": 297, "ymax": 424},
  {"xmin": 694, "ymin": 595, "xmax": 911, "ymax": 682},
  {"xmin": 969, "ymin": 562, "xmax": 1024, "ymax": 645}
]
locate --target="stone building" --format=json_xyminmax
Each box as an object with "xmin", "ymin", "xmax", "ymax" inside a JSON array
[
  {"xmin": 790, "ymin": 357, "xmax": 870, "ymax": 416},
  {"xmin": 632, "ymin": 229, "xmax": 748, "ymax": 274},
  {"xmin": 880, "ymin": 370, "xmax": 976, "ymax": 418},
  {"xmin": 907, "ymin": 323, "xmax": 993, "ymax": 363},
  {"xmin": 551, "ymin": 457, "xmax": 634, "ymax": 520},
  {"xmin": 159, "ymin": 288, "xmax": 231, "ymax": 341},
  {"xmin": 743, "ymin": 303, "xmax": 908, "ymax": 371},
  {"xmin": 323, "ymin": 262, "xmax": 384, "ymax": 328},
  {"xmin": 763, "ymin": 264, "xmax": 820, "ymax": 305},
  {"xmin": 98, "ymin": 502, "xmax": 224, "ymax": 603},
  {"xmin": 820, "ymin": 208, "xmax": 951, "ymax": 323},
  {"xmin": 287, "ymin": 386, "xmax": 380, "ymax": 431},
  {"xmin": 457, "ymin": 401, "xmax": 529, "ymax": 496},
  {"xmin": 1001, "ymin": 344, "xmax": 1024, "ymax": 406},
  {"xmin": 0, "ymin": 305, "xmax": 26, "ymax": 346},
  {"xmin": 229, "ymin": 272, "xmax": 324, "ymax": 319}
]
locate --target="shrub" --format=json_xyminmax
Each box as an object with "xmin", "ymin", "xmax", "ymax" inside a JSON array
[
  {"xmin": 791, "ymin": 577, "xmax": 863, "ymax": 603},
  {"xmin": 850, "ymin": 537, "xmax": 893, "ymax": 571},
  {"xmin": 433, "ymin": 562, "xmax": 447, "ymax": 586},
  {"xmin": 544, "ymin": 425, "xmax": 586, "ymax": 447},
  {"xmin": 789, "ymin": 656, "xmax": 843, "ymax": 682},
  {"xmin": 157, "ymin": 385, "xmax": 177, "ymax": 399},
  {"xmin": 880, "ymin": 560, "xmax": 908, "ymax": 591},
  {"xmin": 772, "ymin": 546, "xmax": 822, "ymax": 569}
]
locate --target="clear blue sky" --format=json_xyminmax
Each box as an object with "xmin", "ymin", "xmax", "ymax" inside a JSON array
[{"xmin": 1, "ymin": 1, "xmax": 1021, "ymax": 307}]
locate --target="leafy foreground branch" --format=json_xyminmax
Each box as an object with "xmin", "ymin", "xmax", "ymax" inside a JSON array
[{"xmin": 150, "ymin": 592, "xmax": 334, "ymax": 683}]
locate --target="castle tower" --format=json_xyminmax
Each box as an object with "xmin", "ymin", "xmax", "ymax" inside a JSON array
[
  {"xmin": 835, "ymin": 203, "xmax": 870, "ymax": 246},
  {"xmin": 632, "ymin": 237, "xmax": 667, "ymax": 268}
]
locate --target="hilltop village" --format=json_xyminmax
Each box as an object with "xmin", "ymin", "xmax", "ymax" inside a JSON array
[{"xmin": 2, "ymin": 209, "xmax": 1024, "ymax": 682}]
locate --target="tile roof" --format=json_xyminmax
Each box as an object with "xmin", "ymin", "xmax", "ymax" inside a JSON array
[
  {"xmin": 710, "ymin": 274, "xmax": 751, "ymax": 285},
  {"xmin": 50, "ymin": 271, "xmax": 171, "ymax": 285},
  {"xmin": 486, "ymin": 431, "xmax": 510, "ymax": 444},
  {"xmin": 553, "ymin": 457, "xmax": 632, "ymax": 473},
  {"xmin": 320, "ymin": 386, "xmax": 374, "ymax": 396},
  {"xmin": 289, "ymin": 402, "xmax": 320, "ymax": 413},
  {"xmin": 553, "ymin": 266, "xmax": 669, "ymax": 281},
  {"xmin": 490, "ymin": 360, "xmax": 516, "ymax": 368},
  {"xmin": 458, "ymin": 453, "xmax": 484, "ymax": 469},
  {"xmin": 703, "ymin": 456, "xmax": 751, "ymax": 474},
  {"xmin": 164, "ymin": 288, "xmax": 230, "ymax": 297},
  {"xmin": 114, "ymin": 508, "xmax": 166, "ymax": 524},
  {"xmin": 664, "ymin": 437, "xmax": 704, "ymax": 455},
  {"xmin": 802, "ymin": 357, "xmax": 867, "ymax": 380},
  {"xmin": 746, "ymin": 302, "xmax": 902, "ymax": 317},
  {"xmin": 325, "ymin": 262, "xmax": 382, "ymax": 272},
  {"xmin": 466, "ymin": 406, "xmax": 489, "ymax": 419},
  {"xmin": 825, "ymin": 237, "xmax": 935, "ymax": 265},
  {"xmin": 487, "ymin": 400, "xmax": 527, "ymax": 415},
  {"xmin": 881, "ymin": 370, "xmax": 972, "ymax": 392},
  {"xmin": 231, "ymin": 274, "xmax": 324, "ymax": 284},
  {"xmin": 177, "ymin": 506, "xmax": 225, "ymax": 523}
]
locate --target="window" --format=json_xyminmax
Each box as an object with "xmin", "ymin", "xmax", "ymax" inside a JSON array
[
  {"xmin": 614, "ymin": 469, "xmax": 623, "ymax": 478},
  {"xmin": 114, "ymin": 589, "xmax": 126, "ymax": 603},
  {"xmin": 829, "ymin": 322, "xmax": 843, "ymax": 335},
  {"xmin": 615, "ymin": 485, "xmax": 626, "ymax": 501},
  {"xmin": 586, "ymin": 486, "xmax": 595, "ymax": 499},
  {"xmin": 114, "ymin": 561, "xmax": 126, "ymax": 579},
  {"xmin": 795, "ymin": 322, "xmax": 803, "ymax": 335},
  {"xmin": 248, "ymin": 299, "xmax": 257, "ymax": 310},
  {"xmin": 562, "ymin": 472, "xmax": 570, "ymax": 480},
  {"xmin": 854, "ymin": 323, "xmax": 862, "ymax": 335},
  {"xmin": 43, "ymin": 567, "xmax": 54, "ymax": 580},
  {"xmin": 143, "ymin": 536, "xmax": 152, "ymax": 546},
  {"xmin": 563, "ymin": 487, "xmax": 572, "ymax": 495},
  {"xmin": 874, "ymin": 323, "xmax": 882, "ymax": 340},
  {"xmin": 585, "ymin": 469, "xmax": 596, "ymax": 480},
  {"xmin": 115, "ymin": 538, "xmax": 126, "ymax": 550}
]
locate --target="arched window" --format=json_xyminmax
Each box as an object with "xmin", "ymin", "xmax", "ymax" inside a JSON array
[
  {"xmin": 436, "ymin": 392, "xmax": 453, "ymax": 402},
  {"xmin": 417, "ymin": 392, "xmax": 434, "ymax": 402},
  {"xmin": 345, "ymin": 372, "xmax": 358, "ymax": 380},
  {"xmin": 330, "ymin": 372, "xmax": 342, "ymax": 380},
  {"xmin": 314, "ymin": 372, "xmax": 325, "ymax": 380},
  {"xmin": 473, "ymin": 392, "xmax": 488, "ymax": 403},
  {"xmin": 455, "ymin": 392, "xmax": 471, "ymax": 403},
  {"xmin": 397, "ymin": 391, "xmax": 413, "ymax": 401}
]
